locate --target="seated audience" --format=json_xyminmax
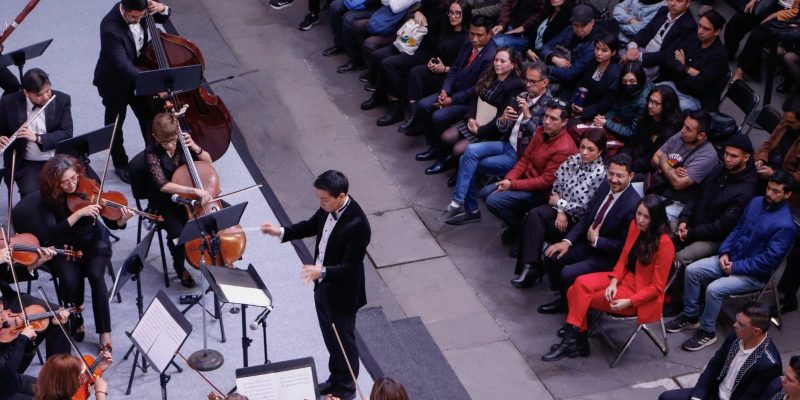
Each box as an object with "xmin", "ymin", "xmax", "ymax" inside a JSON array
[
  {"xmin": 622, "ymin": 0, "xmax": 696, "ymax": 79},
  {"xmin": 491, "ymin": 0, "xmax": 547, "ymax": 51},
  {"xmin": 510, "ymin": 129, "xmax": 607, "ymax": 287},
  {"xmin": 438, "ymin": 100, "xmax": 575, "ymax": 237},
  {"xmin": 542, "ymin": 194, "xmax": 674, "ymax": 361},
  {"xmin": 659, "ymin": 303, "xmax": 783, "ymax": 400},
  {"xmin": 666, "ymin": 171, "xmax": 797, "ymax": 351},
  {"xmin": 612, "ymin": 0, "xmax": 666, "ymax": 44},
  {"xmin": 536, "ymin": 5, "xmax": 603, "ymax": 90},
  {"xmin": 733, "ymin": 15, "xmax": 800, "ymax": 83},
  {"xmin": 648, "ymin": 109, "xmax": 718, "ymax": 221},
  {"xmin": 323, "ymin": 0, "xmax": 381, "ymax": 56},
  {"xmin": 622, "ymin": 84, "xmax": 682, "ymax": 172},
  {"xmin": 433, "ymin": 62, "xmax": 552, "ymax": 225},
  {"xmin": 467, "ymin": 0, "xmax": 506, "ymax": 19},
  {"xmin": 365, "ymin": 0, "xmax": 470, "ymax": 127},
  {"xmin": 538, "ymin": 153, "xmax": 641, "ymax": 313},
  {"xmin": 525, "ymin": 0, "xmax": 574, "ymax": 58},
  {"xmin": 592, "ymin": 61, "xmax": 653, "ymax": 143},
  {"xmin": 566, "ymin": 31, "xmax": 622, "ymax": 120},
  {"xmin": 725, "ymin": 0, "xmax": 799, "ymax": 61},
  {"xmin": 657, "ymin": 10, "xmax": 729, "ymax": 111},
  {"xmin": 411, "ymin": 17, "xmax": 497, "ymax": 159},
  {"xmin": 423, "ymin": 47, "xmax": 525, "ymax": 175},
  {"xmin": 337, "ymin": 0, "xmax": 416, "ymax": 74},
  {"xmin": 761, "ymin": 354, "xmax": 800, "ymax": 400},
  {"xmin": 783, "ymin": 45, "xmax": 800, "ymax": 94}
]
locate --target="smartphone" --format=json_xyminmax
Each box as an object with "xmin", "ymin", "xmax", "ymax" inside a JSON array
[{"xmin": 431, "ymin": 57, "xmax": 441, "ymax": 65}]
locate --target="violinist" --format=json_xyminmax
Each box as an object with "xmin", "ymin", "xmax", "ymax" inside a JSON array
[
  {"xmin": 0, "ymin": 68, "xmax": 73, "ymax": 197},
  {"xmin": 93, "ymin": 0, "xmax": 171, "ymax": 183},
  {"xmin": 0, "ymin": 248, "xmax": 72, "ymax": 400},
  {"xmin": 34, "ymin": 353, "xmax": 111, "ymax": 400},
  {"xmin": 37, "ymin": 155, "xmax": 135, "ymax": 349},
  {"xmin": 145, "ymin": 112, "xmax": 212, "ymax": 288}
]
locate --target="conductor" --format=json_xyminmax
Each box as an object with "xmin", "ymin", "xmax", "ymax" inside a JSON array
[{"xmin": 261, "ymin": 170, "xmax": 370, "ymax": 400}]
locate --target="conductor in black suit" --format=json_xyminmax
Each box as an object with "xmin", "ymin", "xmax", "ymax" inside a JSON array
[
  {"xmin": 261, "ymin": 170, "xmax": 371, "ymax": 400},
  {"xmin": 0, "ymin": 68, "xmax": 72, "ymax": 197},
  {"xmin": 93, "ymin": 0, "xmax": 170, "ymax": 183}
]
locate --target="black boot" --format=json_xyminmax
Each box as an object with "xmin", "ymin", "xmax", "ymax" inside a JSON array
[
  {"xmin": 538, "ymin": 296, "xmax": 567, "ymax": 314},
  {"xmin": 399, "ymin": 104, "xmax": 420, "ymax": 135},
  {"xmin": 377, "ymin": 101, "xmax": 405, "ymax": 126},
  {"xmin": 542, "ymin": 326, "xmax": 590, "ymax": 361},
  {"xmin": 511, "ymin": 265, "xmax": 544, "ymax": 288}
]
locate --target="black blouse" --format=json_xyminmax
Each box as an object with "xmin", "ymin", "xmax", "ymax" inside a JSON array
[{"xmin": 144, "ymin": 143, "xmax": 199, "ymax": 204}]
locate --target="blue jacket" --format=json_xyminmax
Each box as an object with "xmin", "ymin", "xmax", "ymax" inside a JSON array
[
  {"xmin": 539, "ymin": 26, "xmax": 600, "ymax": 84},
  {"xmin": 719, "ymin": 196, "xmax": 797, "ymax": 282}
]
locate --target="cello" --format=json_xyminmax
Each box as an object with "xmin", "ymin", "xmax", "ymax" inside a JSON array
[{"xmin": 136, "ymin": 3, "xmax": 233, "ymax": 161}]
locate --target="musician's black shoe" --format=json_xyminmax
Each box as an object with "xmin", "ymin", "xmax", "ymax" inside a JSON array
[
  {"xmin": 71, "ymin": 314, "xmax": 85, "ymax": 343},
  {"xmin": 179, "ymin": 271, "xmax": 196, "ymax": 288},
  {"xmin": 115, "ymin": 167, "xmax": 131, "ymax": 184},
  {"xmin": 318, "ymin": 381, "xmax": 334, "ymax": 395}
]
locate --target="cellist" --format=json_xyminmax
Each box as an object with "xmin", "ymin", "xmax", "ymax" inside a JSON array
[
  {"xmin": 0, "ymin": 248, "xmax": 71, "ymax": 400},
  {"xmin": 93, "ymin": 0, "xmax": 171, "ymax": 183},
  {"xmin": 144, "ymin": 112, "xmax": 212, "ymax": 288}
]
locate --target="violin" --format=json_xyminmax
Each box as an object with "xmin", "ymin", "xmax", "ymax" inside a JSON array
[
  {"xmin": 72, "ymin": 344, "xmax": 112, "ymax": 400},
  {"xmin": 0, "ymin": 304, "xmax": 81, "ymax": 343},
  {"xmin": 66, "ymin": 175, "xmax": 164, "ymax": 222},
  {"xmin": 0, "ymin": 233, "xmax": 82, "ymax": 264}
]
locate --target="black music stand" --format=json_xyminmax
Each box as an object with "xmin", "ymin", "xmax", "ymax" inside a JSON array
[
  {"xmin": 135, "ymin": 65, "xmax": 202, "ymax": 97},
  {"xmin": 202, "ymin": 263, "xmax": 273, "ymax": 367},
  {"xmin": 0, "ymin": 39, "xmax": 53, "ymax": 82},
  {"xmin": 177, "ymin": 201, "xmax": 248, "ymax": 371},
  {"xmin": 56, "ymin": 124, "xmax": 114, "ymax": 181}
]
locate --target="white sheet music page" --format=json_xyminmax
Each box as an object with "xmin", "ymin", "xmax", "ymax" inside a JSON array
[
  {"xmin": 130, "ymin": 298, "xmax": 187, "ymax": 373},
  {"xmin": 218, "ymin": 284, "xmax": 271, "ymax": 307},
  {"xmin": 236, "ymin": 366, "xmax": 316, "ymax": 400}
]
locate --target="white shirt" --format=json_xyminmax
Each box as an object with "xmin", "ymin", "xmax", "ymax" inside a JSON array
[
  {"xmin": 644, "ymin": 11, "xmax": 685, "ymax": 53},
  {"xmin": 24, "ymin": 97, "xmax": 52, "ymax": 162},
  {"xmin": 120, "ymin": 4, "xmax": 170, "ymax": 57},
  {"xmin": 562, "ymin": 183, "xmax": 630, "ymax": 247},
  {"xmin": 718, "ymin": 336, "xmax": 766, "ymax": 400}
]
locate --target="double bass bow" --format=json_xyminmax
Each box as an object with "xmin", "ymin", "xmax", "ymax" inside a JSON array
[{"xmin": 0, "ymin": 0, "xmax": 41, "ymax": 46}]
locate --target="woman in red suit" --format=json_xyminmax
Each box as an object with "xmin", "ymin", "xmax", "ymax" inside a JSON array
[{"xmin": 542, "ymin": 194, "xmax": 674, "ymax": 361}]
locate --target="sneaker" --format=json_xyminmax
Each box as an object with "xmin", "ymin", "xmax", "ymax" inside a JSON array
[
  {"xmin": 269, "ymin": 0, "xmax": 294, "ymax": 9},
  {"xmin": 681, "ymin": 330, "xmax": 717, "ymax": 351},
  {"xmin": 298, "ymin": 13, "xmax": 319, "ymax": 30},
  {"xmin": 665, "ymin": 314, "xmax": 700, "ymax": 333},
  {"xmin": 446, "ymin": 210, "xmax": 481, "ymax": 225},
  {"xmin": 436, "ymin": 204, "xmax": 465, "ymax": 222}
]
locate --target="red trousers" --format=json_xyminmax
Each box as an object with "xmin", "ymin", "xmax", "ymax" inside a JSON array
[{"xmin": 566, "ymin": 271, "xmax": 637, "ymax": 331}]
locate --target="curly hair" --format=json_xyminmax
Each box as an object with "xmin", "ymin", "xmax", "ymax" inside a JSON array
[{"xmin": 38, "ymin": 154, "xmax": 85, "ymax": 206}]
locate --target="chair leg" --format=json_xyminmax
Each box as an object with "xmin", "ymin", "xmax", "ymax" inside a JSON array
[
  {"xmin": 156, "ymin": 229, "xmax": 170, "ymax": 288},
  {"xmin": 610, "ymin": 325, "xmax": 643, "ymax": 368},
  {"xmin": 641, "ymin": 323, "xmax": 668, "ymax": 355},
  {"xmin": 772, "ymin": 281, "xmax": 783, "ymax": 330}
]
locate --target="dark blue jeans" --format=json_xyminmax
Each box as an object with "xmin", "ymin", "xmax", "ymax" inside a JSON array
[
  {"xmin": 416, "ymin": 93, "xmax": 469, "ymax": 146},
  {"xmin": 478, "ymin": 184, "xmax": 546, "ymax": 228}
]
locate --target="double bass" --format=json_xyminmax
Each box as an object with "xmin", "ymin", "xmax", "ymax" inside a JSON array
[{"xmin": 136, "ymin": 6, "xmax": 232, "ymax": 161}]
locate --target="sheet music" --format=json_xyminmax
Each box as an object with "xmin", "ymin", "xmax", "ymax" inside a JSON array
[
  {"xmin": 236, "ymin": 366, "xmax": 316, "ymax": 400},
  {"xmin": 130, "ymin": 296, "xmax": 189, "ymax": 373},
  {"xmin": 218, "ymin": 284, "xmax": 272, "ymax": 307}
]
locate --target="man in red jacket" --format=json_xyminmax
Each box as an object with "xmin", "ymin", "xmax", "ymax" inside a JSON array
[{"xmin": 440, "ymin": 100, "xmax": 577, "ymax": 241}]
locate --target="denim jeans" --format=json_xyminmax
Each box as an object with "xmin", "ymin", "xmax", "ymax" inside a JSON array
[
  {"xmin": 683, "ymin": 255, "xmax": 765, "ymax": 332},
  {"xmin": 453, "ymin": 141, "xmax": 516, "ymax": 212},
  {"xmin": 492, "ymin": 34, "xmax": 529, "ymax": 52},
  {"xmin": 478, "ymin": 184, "xmax": 545, "ymax": 228},
  {"xmin": 330, "ymin": 0, "xmax": 350, "ymax": 48}
]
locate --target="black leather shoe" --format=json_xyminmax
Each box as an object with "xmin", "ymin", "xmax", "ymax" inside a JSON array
[
  {"xmin": 538, "ymin": 297, "xmax": 567, "ymax": 314},
  {"xmin": 557, "ymin": 323, "xmax": 569, "ymax": 338},
  {"xmin": 377, "ymin": 101, "xmax": 405, "ymax": 126},
  {"xmin": 511, "ymin": 265, "xmax": 543, "ymax": 288},
  {"xmin": 425, "ymin": 157, "xmax": 453, "ymax": 175},
  {"xmin": 71, "ymin": 313, "xmax": 85, "ymax": 343},
  {"xmin": 337, "ymin": 60, "xmax": 365, "ymax": 73},
  {"xmin": 318, "ymin": 381, "xmax": 334, "ymax": 395},
  {"xmin": 115, "ymin": 167, "xmax": 131, "ymax": 184},
  {"xmin": 360, "ymin": 93, "xmax": 385, "ymax": 110},
  {"xmin": 398, "ymin": 107, "xmax": 418, "ymax": 134},
  {"xmin": 541, "ymin": 337, "xmax": 590, "ymax": 362},
  {"xmin": 447, "ymin": 173, "xmax": 457, "ymax": 187},
  {"xmin": 322, "ymin": 45, "xmax": 344, "ymax": 57},
  {"xmin": 415, "ymin": 147, "xmax": 438, "ymax": 161}
]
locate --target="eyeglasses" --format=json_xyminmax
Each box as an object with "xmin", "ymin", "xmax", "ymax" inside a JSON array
[
  {"xmin": 525, "ymin": 77, "xmax": 546, "ymax": 85},
  {"xmin": 547, "ymin": 99, "xmax": 568, "ymax": 110},
  {"xmin": 648, "ymin": 99, "xmax": 662, "ymax": 106},
  {"xmin": 158, "ymin": 137, "xmax": 179, "ymax": 145},
  {"xmin": 447, "ymin": 10, "xmax": 462, "ymax": 16},
  {"xmin": 60, "ymin": 173, "xmax": 79, "ymax": 185}
]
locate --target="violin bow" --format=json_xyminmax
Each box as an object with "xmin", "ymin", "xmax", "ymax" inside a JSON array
[
  {"xmin": 332, "ymin": 323, "xmax": 367, "ymax": 400},
  {"xmin": 0, "ymin": 0, "xmax": 41, "ymax": 46},
  {"xmin": 175, "ymin": 351, "xmax": 226, "ymax": 397},
  {"xmin": 93, "ymin": 114, "xmax": 120, "ymax": 225},
  {"xmin": 3, "ymin": 150, "xmax": 30, "ymax": 328}
]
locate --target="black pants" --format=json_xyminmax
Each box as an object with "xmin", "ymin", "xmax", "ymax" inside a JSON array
[
  {"xmin": 151, "ymin": 199, "xmax": 189, "ymax": 275},
  {"xmin": 53, "ymin": 254, "xmax": 112, "ymax": 334},
  {"xmin": 0, "ymin": 375, "xmax": 35, "ymax": 400},
  {"xmin": 98, "ymin": 89, "xmax": 155, "ymax": 169},
  {"xmin": 658, "ymin": 388, "xmax": 692, "ymax": 400},
  {"xmin": 3, "ymin": 160, "xmax": 46, "ymax": 199},
  {"xmin": 0, "ymin": 68, "xmax": 20, "ymax": 96},
  {"xmin": 737, "ymin": 24, "xmax": 775, "ymax": 76},
  {"xmin": 543, "ymin": 242, "xmax": 616, "ymax": 295},
  {"xmin": 406, "ymin": 64, "xmax": 445, "ymax": 102},
  {"xmin": 377, "ymin": 50, "xmax": 429, "ymax": 100},
  {"xmin": 724, "ymin": 7, "xmax": 777, "ymax": 59},
  {"xmin": 778, "ymin": 238, "xmax": 800, "ymax": 305},
  {"xmin": 314, "ymin": 287, "xmax": 358, "ymax": 394},
  {"xmin": 516, "ymin": 206, "xmax": 572, "ymax": 274}
]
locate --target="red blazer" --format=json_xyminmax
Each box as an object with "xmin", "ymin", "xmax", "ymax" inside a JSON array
[
  {"xmin": 505, "ymin": 127, "xmax": 577, "ymax": 192},
  {"xmin": 610, "ymin": 221, "xmax": 675, "ymax": 325}
]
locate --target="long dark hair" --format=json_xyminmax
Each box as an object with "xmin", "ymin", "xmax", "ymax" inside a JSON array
[
  {"xmin": 475, "ymin": 47, "xmax": 522, "ymax": 95},
  {"xmin": 447, "ymin": 0, "xmax": 471, "ymax": 31},
  {"xmin": 618, "ymin": 61, "xmax": 646, "ymax": 99},
  {"xmin": 632, "ymin": 194, "xmax": 669, "ymax": 266},
  {"xmin": 637, "ymin": 84, "xmax": 682, "ymax": 138}
]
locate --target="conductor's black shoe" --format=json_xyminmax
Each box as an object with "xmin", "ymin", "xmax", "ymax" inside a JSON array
[
  {"xmin": 322, "ymin": 45, "xmax": 344, "ymax": 57},
  {"xmin": 318, "ymin": 381, "xmax": 334, "ymax": 395},
  {"xmin": 115, "ymin": 167, "xmax": 131, "ymax": 184}
]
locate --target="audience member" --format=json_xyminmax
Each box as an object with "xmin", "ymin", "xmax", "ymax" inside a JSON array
[
  {"xmin": 566, "ymin": 31, "xmax": 622, "ymax": 120},
  {"xmin": 536, "ymin": 5, "xmax": 603, "ymax": 89},
  {"xmin": 755, "ymin": 96, "xmax": 800, "ymax": 200},
  {"xmin": 592, "ymin": 61, "xmax": 653, "ymax": 142},
  {"xmin": 365, "ymin": 0, "xmax": 470, "ymax": 127},
  {"xmin": 761, "ymin": 354, "xmax": 800, "ymax": 400},
  {"xmin": 782, "ymin": 46, "xmax": 800, "ymax": 93},
  {"xmin": 539, "ymin": 153, "xmax": 641, "ymax": 313},
  {"xmin": 660, "ymin": 302, "xmax": 783, "ymax": 400},
  {"xmin": 666, "ymin": 171, "xmax": 797, "ymax": 351},
  {"xmin": 542, "ymin": 194, "xmax": 674, "ymax": 361},
  {"xmin": 725, "ymin": 0, "xmax": 799, "ymax": 60},
  {"xmin": 612, "ymin": 0, "xmax": 666, "ymax": 44},
  {"xmin": 425, "ymin": 47, "xmax": 525, "ymax": 175},
  {"xmin": 733, "ymin": 13, "xmax": 800, "ymax": 83},
  {"xmin": 525, "ymin": 0, "xmax": 575, "ymax": 58},
  {"xmin": 491, "ymin": 0, "xmax": 547, "ymax": 51},
  {"xmin": 411, "ymin": 16, "xmax": 497, "ymax": 160},
  {"xmin": 510, "ymin": 129, "xmax": 607, "ymax": 287},
  {"xmin": 622, "ymin": 84, "xmax": 682, "ymax": 172},
  {"xmin": 657, "ymin": 10, "xmax": 728, "ymax": 111},
  {"xmin": 324, "ymin": 0, "xmax": 381, "ymax": 56},
  {"xmin": 648, "ymin": 109, "xmax": 718, "ymax": 221}
]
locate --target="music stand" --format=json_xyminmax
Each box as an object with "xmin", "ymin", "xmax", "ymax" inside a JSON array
[
  {"xmin": 202, "ymin": 263, "xmax": 273, "ymax": 367},
  {"xmin": 56, "ymin": 124, "xmax": 114, "ymax": 180},
  {"xmin": 0, "ymin": 39, "xmax": 53, "ymax": 82},
  {"xmin": 128, "ymin": 290, "xmax": 192, "ymax": 400},
  {"xmin": 135, "ymin": 65, "xmax": 202, "ymax": 97},
  {"xmin": 235, "ymin": 357, "xmax": 320, "ymax": 400},
  {"xmin": 177, "ymin": 202, "xmax": 248, "ymax": 371}
]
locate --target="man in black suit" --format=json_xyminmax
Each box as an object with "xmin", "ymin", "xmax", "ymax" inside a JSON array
[
  {"xmin": 93, "ymin": 0, "xmax": 170, "ymax": 183},
  {"xmin": 0, "ymin": 68, "xmax": 72, "ymax": 197},
  {"xmin": 622, "ymin": 0, "xmax": 696, "ymax": 76},
  {"xmin": 659, "ymin": 302, "xmax": 783, "ymax": 400},
  {"xmin": 261, "ymin": 170, "xmax": 371, "ymax": 400},
  {"xmin": 537, "ymin": 153, "xmax": 641, "ymax": 313}
]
